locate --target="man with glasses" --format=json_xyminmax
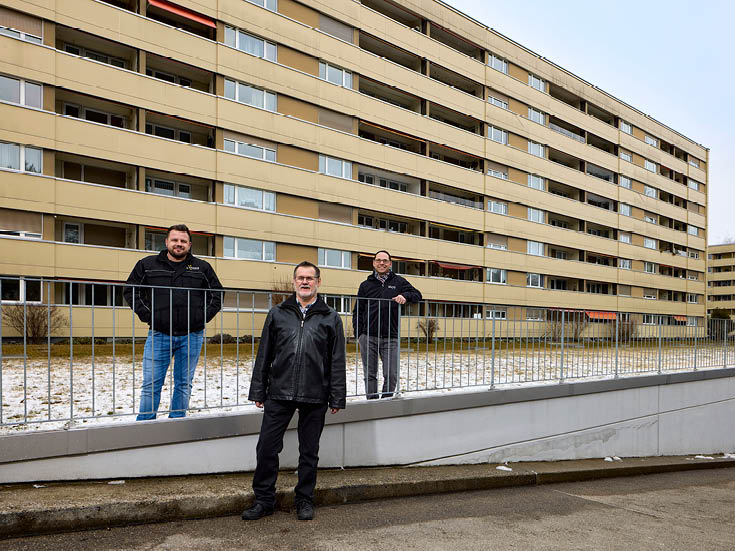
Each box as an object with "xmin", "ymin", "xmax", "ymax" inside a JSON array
[
  {"xmin": 352, "ymin": 250, "xmax": 422, "ymax": 399},
  {"xmin": 243, "ymin": 261, "xmax": 346, "ymax": 521}
]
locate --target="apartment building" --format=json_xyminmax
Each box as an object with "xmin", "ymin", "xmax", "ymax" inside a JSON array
[
  {"xmin": 707, "ymin": 244, "xmax": 735, "ymax": 318},
  {"xmin": 0, "ymin": 0, "xmax": 708, "ymax": 332}
]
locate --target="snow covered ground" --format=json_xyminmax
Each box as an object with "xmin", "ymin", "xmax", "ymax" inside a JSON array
[{"xmin": 1, "ymin": 345, "xmax": 732, "ymax": 433}]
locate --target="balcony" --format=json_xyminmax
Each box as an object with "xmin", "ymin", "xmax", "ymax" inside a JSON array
[
  {"xmin": 429, "ymin": 224, "xmax": 482, "ymax": 246},
  {"xmin": 359, "ymin": 76, "xmax": 421, "ymax": 112},
  {"xmin": 56, "ymin": 90, "xmax": 136, "ymax": 130},
  {"xmin": 587, "ymin": 103, "xmax": 615, "ymax": 126},
  {"xmin": 548, "ymin": 82, "xmax": 585, "ymax": 111},
  {"xmin": 429, "ymin": 144, "xmax": 482, "ymax": 172},
  {"xmin": 56, "ymin": 26, "xmax": 137, "ymax": 71},
  {"xmin": 357, "ymin": 165, "xmax": 421, "ymax": 195},
  {"xmin": 548, "ymin": 117, "xmax": 585, "ymax": 143},
  {"xmin": 56, "ymin": 153, "xmax": 136, "ymax": 190},
  {"xmin": 145, "ymin": 52, "xmax": 214, "ymax": 93},
  {"xmin": 145, "ymin": 0, "xmax": 216, "ymax": 40},
  {"xmin": 428, "ymin": 102, "xmax": 481, "ymax": 134},
  {"xmin": 586, "ymin": 162, "xmax": 616, "ymax": 183},
  {"xmin": 428, "ymin": 62, "xmax": 483, "ymax": 97},
  {"xmin": 358, "ymin": 121, "xmax": 424, "ymax": 154},
  {"xmin": 587, "ymin": 133, "xmax": 616, "ymax": 156},
  {"xmin": 548, "ymin": 148, "xmax": 583, "ymax": 172},
  {"xmin": 360, "ymin": 32, "xmax": 421, "ymax": 72},
  {"xmin": 360, "ymin": 0, "xmax": 423, "ymax": 30},
  {"xmin": 145, "ymin": 111, "xmax": 214, "ymax": 147},
  {"xmin": 428, "ymin": 261, "xmax": 482, "ymax": 282},
  {"xmin": 428, "ymin": 22, "xmax": 484, "ymax": 61},
  {"xmin": 428, "ymin": 184, "xmax": 483, "ymax": 210}
]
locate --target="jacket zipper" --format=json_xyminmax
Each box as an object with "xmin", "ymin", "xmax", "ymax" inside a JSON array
[{"xmin": 292, "ymin": 309, "xmax": 306, "ymax": 398}]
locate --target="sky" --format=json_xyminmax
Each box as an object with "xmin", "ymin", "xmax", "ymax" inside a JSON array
[{"xmin": 444, "ymin": 0, "xmax": 734, "ymax": 245}]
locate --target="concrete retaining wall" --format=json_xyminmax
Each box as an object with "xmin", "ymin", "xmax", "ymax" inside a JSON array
[{"xmin": 1, "ymin": 369, "xmax": 734, "ymax": 483}]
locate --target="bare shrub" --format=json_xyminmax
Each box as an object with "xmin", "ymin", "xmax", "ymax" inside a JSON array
[
  {"xmin": 271, "ymin": 275, "xmax": 294, "ymax": 306},
  {"xmin": 2, "ymin": 304, "xmax": 67, "ymax": 344},
  {"xmin": 417, "ymin": 318, "xmax": 439, "ymax": 342}
]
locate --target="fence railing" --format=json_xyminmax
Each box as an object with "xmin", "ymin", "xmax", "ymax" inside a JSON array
[{"xmin": 1, "ymin": 276, "xmax": 732, "ymax": 431}]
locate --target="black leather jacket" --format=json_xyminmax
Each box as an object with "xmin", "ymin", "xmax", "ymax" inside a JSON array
[
  {"xmin": 249, "ymin": 295, "xmax": 346, "ymax": 409},
  {"xmin": 123, "ymin": 250, "xmax": 223, "ymax": 336}
]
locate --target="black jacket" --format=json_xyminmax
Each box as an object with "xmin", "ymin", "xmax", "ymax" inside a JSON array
[
  {"xmin": 249, "ymin": 294, "xmax": 346, "ymax": 409},
  {"xmin": 352, "ymin": 271, "xmax": 422, "ymax": 339},
  {"xmin": 123, "ymin": 250, "xmax": 223, "ymax": 336}
]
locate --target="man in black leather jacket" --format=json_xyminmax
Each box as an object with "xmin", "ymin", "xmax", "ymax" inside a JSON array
[{"xmin": 243, "ymin": 261, "xmax": 346, "ymax": 522}]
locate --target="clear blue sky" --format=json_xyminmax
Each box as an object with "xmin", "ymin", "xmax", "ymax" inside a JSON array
[{"xmin": 445, "ymin": 0, "xmax": 734, "ymax": 245}]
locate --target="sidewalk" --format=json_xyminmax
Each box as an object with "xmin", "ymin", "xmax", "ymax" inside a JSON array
[{"xmin": 2, "ymin": 455, "xmax": 734, "ymax": 539}]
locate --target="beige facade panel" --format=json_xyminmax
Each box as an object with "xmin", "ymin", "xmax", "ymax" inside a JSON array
[
  {"xmin": 317, "ymin": 107, "xmax": 355, "ymax": 134},
  {"xmin": 278, "ymin": 45, "xmax": 319, "ymax": 76},
  {"xmin": 507, "ymin": 98, "xmax": 526, "ymax": 117},
  {"xmin": 507, "ymin": 133, "xmax": 527, "ymax": 151},
  {"xmin": 279, "ymin": 0, "xmax": 320, "ymax": 27},
  {"xmin": 319, "ymin": 12, "xmax": 354, "ymax": 44},
  {"xmin": 278, "ymin": 96, "xmax": 318, "ymax": 123},
  {"xmin": 0, "ymin": 208, "xmax": 42, "ymax": 233},
  {"xmin": 507, "ymin": 62, "xmax": 528, "ymax": 84},
  {"xmin": 277, "ymin": 145, "xmax": 318, "ymax": 171},
  {"xmin": 318, "ymin": 202, "xmax": 352, "ymax": 224},
  {"xmin": 276, "ymin": 195, "xmax": 319, "ymax": 219},
  {"xmin": 0, "ymin": 5, "xmax": 42, "ymax": 36},
  {"xmin": 276, "ymin": 243, "xmax": 317, "ymax": 265}
]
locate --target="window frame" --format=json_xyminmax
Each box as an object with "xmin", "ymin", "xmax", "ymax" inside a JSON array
[
  {"xmin": 488, "ymin": 53, "xmax": 508, "ymax": 74},
  {"xmin": 0, "ymin": 276, "xmax": 42, "ymax": 304},
  {"xmin": 620, "ymin": 150, "xmax": 632, "ymax": 162},
  {"xmin": 223, "ymin": 183, "xmax": 276, "ymax": 211},
  {"xmin": 223, "ymin": 236, "xmax": 276, "ymax": 261},
  {"xmin": 619, "ymin": 175, "xmax": 632, "ymax": 189},
  {"xmin": 619, "ymin": 203, "xmax": 631, "ymax": 216},
  {"xmin": 223, "ymin": 78, "xmax": 277, "ymax": 112},
  {"xmin": 527, "ymin": 240, "xmax": 544, "ymax": 257},
  {"xmin": 528, "ymin": 74, "xmax": 545, "ymax": 92},
  {"xmin": 488, "ymin": 200, "xmax": 508, "ymax": 215},
  {"xmin": 644, "ymin": 237, "xmax": 657, "ymax": 250},
  {"xmin": 318, "ymin": 247, "xmax": 351, "ymax": 269},
  {"xmin": 0, "ymin": 74, "xmax": 43, "ymax": 108},
  {"xmin": 486, "ymin": 268, "xmax": 507, "ymax": 285},
  {"xmin": 224, "ymin": 27, "xmax": 277, "ymax": 62},
  {"xmin": 488, "ymin": 125, "xmax": 508, "ymax": 144},
  {"xmin": 0, "ymin": 141, "xmax": 42, "ymax": 173},
  {"xmin": 526, "ymin": 272, "xmax": 544, "ymax": 288},
  {"xmin": 527, "ymin": 208, "xmax": 544, "ymax": 224},
  {"xmin": 63, "ymin": 222, "xmax": 83, "ymax": 244},
  {"xmin": 63, "ymin": 43, "xmax": 127, "ymax": 69},
  {"xmin": 528, "ymin": 107, "xmax": 544, "ymax": 125},
  {"xmin": 619, "ymin": 232, "xmax": 631, "ymax": 244},
  {"xmin": 644, "ymin": 159, "xmax": 657, "ymax": 173},
  {"xmin": 319, "ymin": 61, "xmax": 353, "ymax": 88},
  {"xmin": 528, "ymin": 141, "xmax": 544, "ymax": 158},
  {"xmin": 620, "ymin": 120, "xmax": 632, "ymax": 134},
  {"xmin": 224, "ymin": 138, "xmax": 276, "ymax": 162},
  {"xmin": 319, "ymin": 154, "xmax": 352, "ymax": 180}
]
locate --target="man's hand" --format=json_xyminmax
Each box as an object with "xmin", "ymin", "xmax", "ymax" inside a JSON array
[
  {"xmin": 255, "ymin": 401, "xmax": 264, "ymax": 408},
  {"xmin": 330, "ymin": 408, "xmax": 340, "ymax": 414},
  {"xmin": 392, "ymin": 294, "xmax": 406, "ymax": 305}
]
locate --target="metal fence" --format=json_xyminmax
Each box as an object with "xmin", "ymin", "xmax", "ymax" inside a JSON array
[{"xmin": 1, "ymin": 276, "xmax": 732, "ymax": 431}]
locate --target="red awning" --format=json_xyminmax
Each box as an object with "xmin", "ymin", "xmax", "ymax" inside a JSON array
[
  {"xmin": 586, "ymin": 311, "xmax": 616, "ymax": 320},
  {"xmin": 674, "ymin": 315, "xmax": 687, "ymax": 321},
  {"xmin": 435, "ymin": 262, "xmax": 478, "ymax": 271},
  {"xmin": 148, "ymin": 0, "xmax": 216, "ymax": 28}
]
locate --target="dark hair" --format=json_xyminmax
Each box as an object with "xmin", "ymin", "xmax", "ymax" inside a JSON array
[
  {"xmin": 374, "ymin": 250, "xmax": 392, "ymax": 261},
  {"xmin": 293, "ymin": 261, "xmax": 320, "ymax": 279},
  {"xmin": 166, "ymin": 224, "xmax": 192, "ymax": 242}
]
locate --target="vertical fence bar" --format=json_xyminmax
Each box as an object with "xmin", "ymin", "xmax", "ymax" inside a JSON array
[
  {"xmin": 236, "ymin": 291, "xmax": 240, "ymax": 406},
  {"xmin": 559, "ymin": 309, "xmax": 565, "ymax": 382},
  {"xmin": 614, "ymin": 313, "xmax": 619, "ymax": 379},
  {"xmin": 724, "ymin": 318, "xmax": 728, "ymax": 368},
  {"xmin": 23, "ymin": 290, "xmax": 27, "ymax": 423},
  {"xmin": 91, "ymin": 286, "xmax": 95, "ymax": 417},
  {"xmin": 112, "ymin": 288, "xmax": 116, "ymax": 416},
  {"xmin": 657, "ymin": 316, "xmax": 663, "ymax": 375},
  {"xmin": 132, "ymin": 286, "xmax": 136, "ymax": 414},
  {"xmin": 47, "ymin": 281, "xmax": 51, "ymax": 421},
  {"xmin": 490, "ymin": 313, "xmax": 496, "ymax": 389},
  {"xmin": 0, "ymin": 279, "xmax": 3, "ymax": 426},
  {"xmin": 68, "ymin": 282, "xmax": 73, "ymax": 423},
  {"xmin": 220, "ymin": 298, "xmax": 224, "ymax": 407}
]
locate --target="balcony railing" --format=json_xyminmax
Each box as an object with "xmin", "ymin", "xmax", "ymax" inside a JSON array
[{"xmin": 549, "ymin": 122, "xmax": 585, "ymax": 143}]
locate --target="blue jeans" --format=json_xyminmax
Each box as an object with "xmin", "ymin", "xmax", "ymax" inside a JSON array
[{"xmin": 137, "ymin": 330, "xmax": 204, "ymax": 420}]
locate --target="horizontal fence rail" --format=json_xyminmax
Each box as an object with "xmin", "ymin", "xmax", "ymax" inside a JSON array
[{"xmin": 1, "ymin": 276, "xmax": 733, "ymax": 432}]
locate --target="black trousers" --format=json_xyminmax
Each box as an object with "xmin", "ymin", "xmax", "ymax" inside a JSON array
[{"xmin": 252, "ymin": 398, "xmax": 329, "ymax": 508}]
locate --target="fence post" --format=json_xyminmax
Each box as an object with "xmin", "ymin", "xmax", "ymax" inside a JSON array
[
  {"xmin": 614, "ymin": 313, "xmax": 619, "ymax": 379},
  {"xmin": 657, "ymin": 315, "xmax": 662, "ymax": 374},
  {"xmin": 693, "ymin": 321, "xmax": 698, "ymax": 371},
  {"xmin": 490, "ymin": 313, "xmax": 496, "ymax": 389},
  {"xmin": 724, "ymin": 319, "xmax": 728, "ymax": 368},
  {"xmin": 559, "ymin": 310, "xmax": 565, "ymax": 382}
]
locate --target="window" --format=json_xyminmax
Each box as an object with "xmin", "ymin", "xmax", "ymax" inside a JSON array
[
  {"xmin": 63, "ymin": 222, "xmax": 82, "ymax": 244},
  {"xmin": 224, "ymin": 138, "xmax": 276, "ymax": 162},
  {"xmin": 642, "ymin": 314, "xmax": 656, "ymax": 325},
  {"xmin": 0, "ymin": 276, "xmax": 41, "ymax": 303},
  {"xmin": 529, "ymin": 74, "xmax": 545, "ymax": 92},
  {"xmin": 488, "ymin": 53, "xmax": 507, "ymax": 74},
  {"xmin": 644, "ymin": 238, "xmax": 657, "ymax": 249},
  {"xmin": 644, "ymin": 213, "xmax": 657, "ymax": 224},
  {"xmin": 644, "ymin": 185, "xmax": 657, "ymax": 198},
  {"xmin": 488, "ymin": 125, "xmax": 507, "ymax": 144},
  {"xmin": 644, "ymin": 159, "xmax": 657, "ymax": 172},
  {"xmin": 319, "ymin": 155, "xmax": 352, "ymax": 179},
  {"xmin": 323, "ymin": 294, "xmax": 351, "ymax": 314},
  {"xmin": 143, "ymin": 230, "xmax": 166, "ymax": 251},
  {"xmin": 619, "ymin": 175, "xmax": 632, "ymax": 189},
  {"xmin": 527, "ymin": 208, "xmax": 544, "ymax": 223},
  {"xmin": 0, "ymin": 142, "xmax": 42, "ymax": 173},
  {"xmin": 526, "ymin": 308, "xmax": 544, "ymax": 321},
  {"xmin": 620, "ymin": 150, "xmax": 632, "ymax": 162},
  {"xmin": 223, "ymin": 184, "xmax": 275, "ymax": 211},
  {"xmin": 643, "ymin": 288, "xmax": 657, "ymax": 299},
  {"xmin": 224, "ymin": 79, "xmax": 277, "ymax": 112},
  {"xmin": 68, "ymin": 104, "xmax": 126, "ymax": 129},
  {"xmin": 689, "ymin": 251, "xmax": 700, "ymax": 259},
  {"xmin": 318, "ymin": 248, "xmax": 351, "ymax": 268},
  {"xmin": 527, "ymin": 241, "xmax": 544, "ymax": 256},
  {"xmin": 528, "ymin": 141, "xmax": 544, "ymax": 158},
  {"xmin": 0, "ymin": 75, "xmax": 42, "ymax": 108},
  {"xmin": 488, "ymin": 200, "xmax": 507, "ymax": 215},
  {"xmin": 486, "ymin": 308, "xmax": 507, "ymax": 320},
  {"xmin": 146, "ymin": 178, "xmax": 193, "ymax": 199},
  {"xmin": 619, "ymin": 258, "xmax": 631, "ymax": 270},
  {"xmin": 549, "ymin": 278, "xmax": 567, "ymax": 290},
  {"xmin": 528, "ymin": 107, "xmax": 544, "ymax": 124},
  {"xmin": 688, "ymin": 178, "xmax": 700, "ymax": 191},
  {"xmin": 528, "ymin": 174, "xmax": 544, "ymax": 190},
  {"xmin": 488, "ymin": 94, "xmax": 508, "ymax": 109},
  {"xmin": 687, "ymin": 293, "xmax": 697, "ymax": 304},
  {"xmin": 688, "ymin": 157, "xmax": 700, "ymax": 168},
  {"xmin": 687, "ymin": 272, "xmax": 698, "ymax": 281},
  {"xmin": 619, "ymin": 203, "xmax": 631, "ymax": 216},
  {"xmin": 620, "ymin": 120, "xmax": 632, "ymax": 134},
  {"xmin": 552, "ymin": 249, "xmax": 568, "ymax": 259},
  {"xmin": 527, "ymin": 273, "xmax": 543, "ymax": 288},
  {"xmin": 644, "ymin": 262, "xmax": 656, "ymax": 274},
  {"xmin": 486, "ymin": 268, "xmax": 506, "ymax": 284},
  {"xmin": 224, "ymin": 27, "xmax": 277, "ymax": 61},
  {"xmin": 223, "ymin": 237, "xmax": 275, "ymax": 261},
  {"xmin": 687, "ymin": 316, "xmax": 697, "ymax": 327},
  {"xmin": 64, "ymin": 44, "xmax": 126, "ymax": 68},
  {"xmin": 488, "ymin": 168, "xmax": 508, "ymax": 180},
  {"xmin": 688, "ymin": 225, "xmax": 698, "ymax": 236},
  {"xmin": 246, "ymin": 0, "xmax": 277, "ymax": 10},
  {"xmin": 319, "ymin": 61, "xmax": 352, "ymax": 88},
  {"xmin": 644, "ymin": 135, "xmax": 658, "ymax": 147},
  {"xmin": 619, "ymin": 232, "xmax": 631, "ymax": 244}
]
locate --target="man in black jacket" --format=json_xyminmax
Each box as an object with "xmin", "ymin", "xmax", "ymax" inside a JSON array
[
  {"xmin": 123, "ymin": 224, "xmax": 222, "ymax": 420},
  {"xmin": 352, "ymin": 250, "xmax": 422, "ymax": 399},
  {"xmin": 243, "ymin": 261, "xmax": 346, "ymax": 522}
]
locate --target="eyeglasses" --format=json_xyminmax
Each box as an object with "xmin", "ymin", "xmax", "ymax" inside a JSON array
[
  {"xmin": 294, "ymin": 276, "xmax": 316, "ymax": 283},
  {"xmin": 374, "ymin": 259, "xmax": 391, "ymax": 264}
]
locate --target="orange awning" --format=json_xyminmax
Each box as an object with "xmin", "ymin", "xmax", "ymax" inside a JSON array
[
  {"xmin": 586, "ymin": 311, "xmax": 616, "ymax": 320},
  {"xmin": 148, "ymin": 0, "xmax": 216, "ymax": 28},
  {"xmin": 435, "ymin": 261, "xmax": 478, "ymax": 271},
  {"xmin": 674, "ymin": 315, "xmax": 687, "ymax": 321}
]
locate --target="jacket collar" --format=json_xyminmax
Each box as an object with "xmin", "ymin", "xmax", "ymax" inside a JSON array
[
  {"xmin": 368, "ymin": 270, "xmax": 394, "ymax": 283},
  {"xmin": 281, "ymin": 293, "xmax": 330, "ymax": 314},
  {"xmin": 157, "ymin": 249, "xmax": 193, "ymax": 266}
]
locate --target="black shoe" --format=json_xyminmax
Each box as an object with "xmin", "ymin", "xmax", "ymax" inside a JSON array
[
  {"xmin": 381, "ymin": 392, "xmax": 394, "ymax": 399},
  {"xmin": 241, "ymin": 503, "xmax": 274, "ymax": 520},
  {"xmin": 366, "ymin": 394, "xmax": 379, "ymax": 400},
  {"xmin": 296, "ymin": 501, "xmax": 314, "ymax": 521}
]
